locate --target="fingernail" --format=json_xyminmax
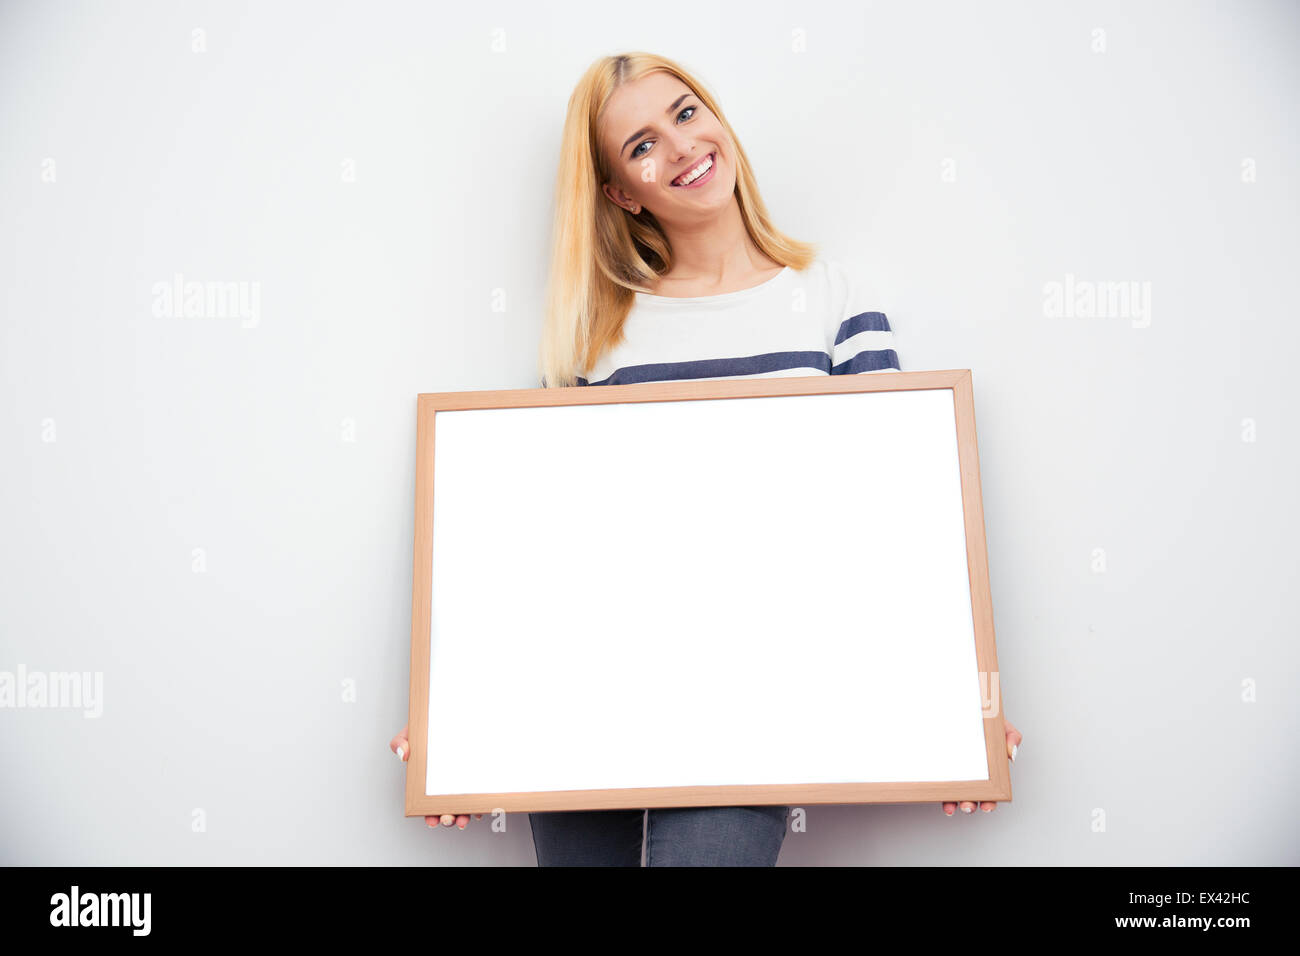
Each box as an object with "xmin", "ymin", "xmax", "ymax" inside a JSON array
[
  {"xmin": 944, "ymin": 807, "xmax": 954, "ymax": 816},
  {"xmin": 396, "ymin": 745, "xmax": 405, "ymax": 760},
  {"xmin": 961, "ymin": 804, "xmax": 973, "ymax": 813},
  {"xmin": 1010, "ymin": 744, "xmax": 1017, "ymax": 762},
  {"xmin": 982, "ymin": 805, "xmax": 992, "ymax": 812}
]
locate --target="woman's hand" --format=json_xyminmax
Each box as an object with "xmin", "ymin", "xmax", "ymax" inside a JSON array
[
  {"xmin": 943, "ymin": 716, "xmax": 1021, "ymax": 816},
  {"xmin": 391, "ymin": 722, "xmax": 483, "ymax": 830}
]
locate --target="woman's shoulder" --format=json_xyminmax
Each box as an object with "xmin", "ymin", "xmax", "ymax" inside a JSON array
[
  {"xmin": 789, "ymin": 257, "xmax": 858, "ymax": 320},
  {"xmin": 804, "ymin": 256, "xmax": 889, "ymax": 317},
  {"xmin": 800, "ymin": 256, "xmax": 855, "ymax": 293},
  {"xmin": 785, "ymin": 256, "xmax": 856, "ymax": 306}
]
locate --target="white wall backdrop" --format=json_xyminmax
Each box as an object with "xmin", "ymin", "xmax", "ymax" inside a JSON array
[{"xmin": 1, "ymin": 0, "xmax": 1296, "ymax": 865}]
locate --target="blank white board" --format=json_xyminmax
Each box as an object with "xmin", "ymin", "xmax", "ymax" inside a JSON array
[{"xmin": 406, "ymin": 372, "xmax": 1008, "ymax": 812}]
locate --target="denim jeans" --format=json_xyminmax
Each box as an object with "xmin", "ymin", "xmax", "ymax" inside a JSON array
[{"xmin": 528, "ymin": 805, "xmax": 790, "ymax": 866}]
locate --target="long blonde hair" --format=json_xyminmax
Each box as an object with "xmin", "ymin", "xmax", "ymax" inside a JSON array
[{"xmin": 538, "ymin": 52, "xmax": 817, "ymax": 388}]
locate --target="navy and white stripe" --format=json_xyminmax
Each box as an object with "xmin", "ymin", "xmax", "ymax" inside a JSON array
[
  {"xmin": 830, "ymin": 311, "xmax": 899, "ymax": 376},
  {"xmin": 571, "ymin": 258, "xmax": 899, "ymax": 387}
]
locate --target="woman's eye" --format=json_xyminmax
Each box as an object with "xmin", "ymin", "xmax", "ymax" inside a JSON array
[{"xmin": 631, "ymin": 105, "xmax": 697, "ymax": 159}]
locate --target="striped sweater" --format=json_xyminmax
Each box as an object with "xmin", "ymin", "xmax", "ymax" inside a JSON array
[{"xmin": 571, "ymin": 258, "xmax": 900, "ymax": 387}]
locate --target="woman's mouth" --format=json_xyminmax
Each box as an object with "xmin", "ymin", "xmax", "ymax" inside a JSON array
[{"xmin": 671, "ymin": 152, "xmax": 716, "ymax": 188}]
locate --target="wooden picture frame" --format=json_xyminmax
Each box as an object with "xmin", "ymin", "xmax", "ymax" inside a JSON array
[{"xmin": 405, "ymin": 369, "xmax": 1010, "ymax": 816}]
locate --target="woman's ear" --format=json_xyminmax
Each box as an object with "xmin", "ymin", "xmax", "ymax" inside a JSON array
[{"xmin": 601, "ymin": 180, "xmax": 637, "ymax": 214}]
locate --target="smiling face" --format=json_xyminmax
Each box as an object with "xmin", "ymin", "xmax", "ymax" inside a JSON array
[{"xmin": 598, "ymin": 70, "xmax": 736, "ymax": 224}]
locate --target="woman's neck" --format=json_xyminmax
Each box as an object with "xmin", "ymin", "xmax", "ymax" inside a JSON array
[{"xmin": 651, "ymin": 200, "xmax": 780, "ymax": 296}]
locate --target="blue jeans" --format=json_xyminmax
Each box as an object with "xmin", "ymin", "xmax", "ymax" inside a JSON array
[{"xmin": 528, "ymin": 805, "xmax": 790, "ymax": 866}]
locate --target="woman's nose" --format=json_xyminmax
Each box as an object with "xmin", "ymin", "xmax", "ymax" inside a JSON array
[{"xmin": 664, "ymin": 133, "xmax": 698, "ymax": 163}]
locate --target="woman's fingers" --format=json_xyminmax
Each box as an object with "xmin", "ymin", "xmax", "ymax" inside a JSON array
[
  {"xmin": 397, "ymin": 723, "xmax": 479, "ymax": 830},
  {"xmin": 1005, "ymin": 718, "xmax": 1022, "ymax": 759},
  {"xmin": 944, "ymin": 800, "xmax": 997, "ymax": 813},
  {"xmin": 942, "ymin": 716, "xmax": 1019, "ymax": 814},
  {"xmin": 425, "ymin": 813, "xmax": 475, "ymax": 829},
  {"xmin": 390, "ymin": 729, "xmax": 410, "ymax": 761}
]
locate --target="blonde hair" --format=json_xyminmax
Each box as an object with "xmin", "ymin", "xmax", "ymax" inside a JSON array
[{"xmin": 538, "ymin": 51, "xmax": 817, "ymax": 388}]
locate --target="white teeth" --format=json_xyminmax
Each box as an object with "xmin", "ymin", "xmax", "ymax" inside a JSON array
[{"xmin": 674, "ymin": 153, "xmax": 713, "ymax": 186}]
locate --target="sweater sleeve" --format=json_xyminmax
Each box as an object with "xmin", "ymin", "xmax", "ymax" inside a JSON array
[{"xmin": 826, "ymin": 259, "xmax": 901, "ymax": 374}]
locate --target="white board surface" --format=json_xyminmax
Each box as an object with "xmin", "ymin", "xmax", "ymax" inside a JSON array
[{"xmin": 425, "ymin": 387, "xmax": 989, "ymax": 796}]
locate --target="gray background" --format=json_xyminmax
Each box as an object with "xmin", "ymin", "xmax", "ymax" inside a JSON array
[{"xmin": 1, "ymin": 0, "xmax": 1296, "ymax": 865}]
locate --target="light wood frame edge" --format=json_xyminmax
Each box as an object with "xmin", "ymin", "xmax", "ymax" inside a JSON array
[{"xmin": 405, "ymin": 369, "xmax": 1011, "ymax": 814}]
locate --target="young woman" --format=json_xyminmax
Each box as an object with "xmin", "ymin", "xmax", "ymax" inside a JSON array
[{"xmin": 391, "ymin": 51, "xmax": 1023, "ymax": 865}]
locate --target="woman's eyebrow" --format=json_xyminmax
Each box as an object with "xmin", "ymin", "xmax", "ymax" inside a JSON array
[{"xmin": 620, "ymin": 93, "xmax": 693, "ymax": 158}]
